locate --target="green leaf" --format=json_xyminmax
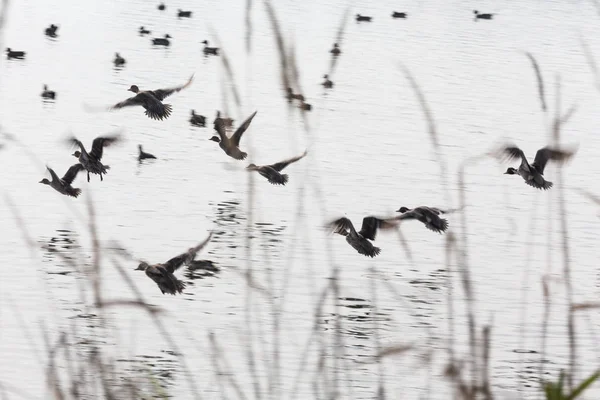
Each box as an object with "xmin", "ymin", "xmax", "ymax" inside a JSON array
[{"xmin": 566, "ymin": 371, "xmax": 600, "ymax": 400}]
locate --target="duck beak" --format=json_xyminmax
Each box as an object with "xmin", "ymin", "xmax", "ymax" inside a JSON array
[
  {"xmin": 39, "ymin": 180, "xmax": 44, "ymax": 184},
  {"xmin": 71, "ymin": 152, "xmax": 78, "ymax": 157}
]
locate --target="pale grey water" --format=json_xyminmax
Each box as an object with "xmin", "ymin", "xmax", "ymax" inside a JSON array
[{"xmin": 1, "ymin": 0, "xmax": 600, "ymax": 398}]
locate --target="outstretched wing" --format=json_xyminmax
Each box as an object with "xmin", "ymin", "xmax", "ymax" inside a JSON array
[
  {"xmin": 502, "ymin": 145, "xmax": 528, "ymax": 164},
  {"xmin": 62, "ymin": 164, "xmax": 84, "ymax": 185},
  {"xmin": 110, "ymin": 95, "xmax": 143, "ymax": 110},
  {"xmin": 326, "ymin": 217, "xmax": 357, "ymax": 236},
  {"xmin": 150, "ymin": 74, "xmax": 194, "ymax": 101},
  {"xmin": 359, "ymin": 216, "xmax": 400, "ymax": 240},
  {"xmin": 90, "ymin": 134, "xmax": 122, "ymax": 160},
  {"xmin": 269, "ymin": 150, "xmax": 308, "ymax": 172},
  {"xmin": 47, "ymin": 166, "xmax": 61, "ymax": 182},
  {"xmin": 231, "ymin": 111, "xmax": 258, "ymax": 146},
  {"xmin": 395, "ymin": 209, "xmax": 422, "ymax": 221},
  {"xmin": 532, "ymin": 146, "xmax": 575, "ymax": 174},
  {"xmin": 213, "ymin": 118, "xmax": 230, "ymax": 143},
  {"xmin": 163, "ymin": 232, "xmax": 214, "ymax": 273}
]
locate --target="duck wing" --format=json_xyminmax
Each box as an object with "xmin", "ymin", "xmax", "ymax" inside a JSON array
[
  {"xmin": 47, "ymin": 166, "xmax": 61, "ymax": 183},
  {"xmin": 395, "ymin": 209, "xmax": 422, "ymax": 221},
  {"xmin": 110, "ymin": 94, "xmax": 144, "ymax": 110},
  {"xmin": 213, "ymin": 118, "xmax": 230, "ymax": 144},
  {"xmin": 61, "ymin": 164, "xmax": 84, "ymax": 185},
  {"xmin": 163, "ymin": 232, "xmax": 213, "ymax": 273},
  {"xmin": 231, "ymin": 111, "xmax": 258, "ymax": 146},
  {"xmin": 269, "ymin": 150, "xmax": 308, "ymax": 172},
  {"xmin": 502, "ymin": 145, "xmax": 531, "ymax": 171},
  {"xmin": 531, "ymin": 146, "xmax": 575, "ymax": 174},
  {"xmin": 150, "ymin": 74, "xmax": 194, "ymax": 101},
  {"xmin": 90, "ymin": 134, "xmax": 121, "ymax": 160},
  {"xmin": 326, "ymin": 217, "xmax": 357, "ymax": 236}
]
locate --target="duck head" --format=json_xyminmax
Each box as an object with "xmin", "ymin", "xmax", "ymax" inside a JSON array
[
  {"xmin": 128, "ymin": 85, "xmax": 140, "ymax": 93},
  {"xmin": 138, "ymin": 144, "xmax": 143, "ymax": 151},
  {"xmin": 473, "ymin": 10, "xmax": 479, "ymax": 14},
  {"xmin": 135, "ymin": 261, "xmax": 150, "ymax": 271},
  {"xmin": 72, "ymin": 151, "xmax": 81, "ymax": 158},
  {"xmin": 333, "ymin": 43, "xmax": 339, "ymax": 48},
  {"xmin": 209, "ymin": 136, "xmax": 221, "ymax": 143},
  {"xmin": 165, "ymin": 34, "xmax": 172, "ymax": 38},
  {"xmin": 202, "ymin": 40, "xmax": 209, "ymax": 45},
  {"xmin": 246, "ymin": 163, "xmax": 259, "ymax": 171},
  {"xmin": 323, "ymin": 74, "xmax": 329, "ymax": 79},
  {"xmin": 504, "ymin": 167, "xmax": 518, "ymax": 175},
  {"xmin": 396, "ymin": 206, "xmax": 410, "ymax": 213},
  {"xmin": 39, "ymin": 178, "xmax": 51, "ymax": 185},
  {"xmin": 43, "ymin": 84, "xmax": 48, "ymax": 90},
  {"xmin": 5, "ymin": 48, "xmax": 11, "ymax": 53}
]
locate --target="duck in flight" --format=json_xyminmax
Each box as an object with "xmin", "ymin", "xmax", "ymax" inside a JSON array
[
  {"xmin": 501, "ymin": 144, "xmax": 576, "ymax": 190},
  {"xmin": 135, "ymin": 232, "xmax": 213, "ymax": 295},
  {"xmin": 396, "ymin": 206, "xmax": 451, "ymax": 233},
  {"xmin": 39, "ymin": 164, "xmax": 84, "ymax": 198},
  {"xmin": 109, "ymin": 74, "xmax": 194, "ymax": 120},
  {"xmin": 69, "ymin": 134, "xmax": 121, "ymax": 182},
  {"xmin": 246, "ymin": 150, "xmax": 307, "ymax": 185},
  {"xmin": 326, "ymin": 216, "xmax": 395, "ymax": 257},
  {"xmin": 210, "ymin": 111, "xmax": 257, "ymax": 160}
]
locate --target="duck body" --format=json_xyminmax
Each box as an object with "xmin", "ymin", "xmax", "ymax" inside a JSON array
[
  {"xmin": 322, "ymin": 74, "xmax": 334, "ymax": 88},
  {"xmin": 474, "ymin": 10, "xmax": 494, "ymax": 20},
  {"xmin": 210, "ymin": 111, "xmax": 257, "ymax": 160},
  {"xmin": 40, "ymin": 164, "xmax": 84, "ymax": 198},
  {"xmin": 356, "ymin": 14, "xmax": 372, "ymax": 22},
  {"xmin": 152, "ymin": 34, "xmax": 171, "ymax": 46},
  {"xmin": 190, "ymin": 110, "xmax": 206, "ymax": 127},
  {"xmin": 392, "ymin": 12, "xmax": 407, "ymax": 18},
  {"xmin": 178, "ymin": 9, "xmax": 192, "ymax": 18},
  {"xmin": 327, "ymin": 216, "xmax": 385, "ymax": 257},
  {"xmin": 135, "ymin": 233, "xmax": 212, "ymax": 295},
  {"xmin": 110, "ymin": 75, "xmax": 194, "ymax": 121},
  {"xmin": 45, "ymin": 24, "xmax": 59, "ymax": 37},
  {"xmin": 6, "ymin": 48, "xmax": 25, "ymax": 59},
  {"xmin": 396, "ymin": 206, "xmax": 449, "ymax": 233},
  {"xmin": 41, "ymin": 84, "xmax": 56, "ymax": 99},
  {"xmin": 70, "ymin": 134, "xmax": 121, "ymax": 182},
  {"xmin": 501, "ymin": 145, "xmax": 575, "ymax": 190},
  {"xmin": 138, "ymin": 144, "xmax": 157, "ymax": 161},
  {"xmin": 330, "ymin": 43, "xmax": 341, "ymax": 55},
  {"xmin": 246, "ymin": 150, "xmax": 307, "ymax": 185},
  {"xmin": 113, "ymin": 52, "xmax": 126, "ymax": 66},
  {"xmin": 202, "ymin": 40, "xmax": 219, "ymax": 55}
]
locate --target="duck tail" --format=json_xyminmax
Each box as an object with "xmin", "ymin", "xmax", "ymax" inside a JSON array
[
  {"xmin": 175, "ymin": 278, "xmax": 186, "ymax": 294},
  {"xmin": 69, "ymin": 188, "xmax": 82, "ymax": 198},
  {"xmin": 542, "ymin": 180, "xmax": 553, "ymax": 190}
]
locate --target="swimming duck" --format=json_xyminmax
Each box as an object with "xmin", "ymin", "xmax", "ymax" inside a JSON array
[
  {"xmin": 109, "ymin": 74, "xmax": 194, "ymax": 121},
  {"xmin": 39, "ymin": 164, "xmax": 84, "ymax": 198},
  {"xmin": 139, "ymin": 26, "xmax": 151, "ymax": 35},
  {"xmin": 392, "ymin": 12, "xmax": 407, "ymax": 19},
  {"xmin": 6, "ymin": 48, "xmax": 25, "ymax": 59},
  {"xmin": 202, "ymin": 40, "xmax": 219, "ymax": 55},
  {"xmin": 356, "ymin": 14, "xmax": 372, "ymax": 22},
  {"xmin": 246, "ymin": 150, "xmax": 307, "ymax": 185},
  {"xmin": 157, "ymin": 3, "xmax": 166, "ymax": 10},
  {"xmin": 326, "ymin": 216, "xmax": 389, "ymax": 257},
  {"xmin": 41, "ymin": 84, "xmax": 56, "ymax": 99},
  {"xmin": 152, "ymin": 34, "xmax": 171, "ymax": 46},
  {"xmin": 138, "ymin": 144, "xmax": 157, "ymax": 162},
  {"xmin": 177, "ymin": 9, "xmax": 192, "ymax": 18},
  {"xmin": 300, "ymin": 101, "xmax": 312, "ymax": 111},
  {"xmin": 113, "ymin": 52, "xmax": 126, "ymax": 66},
  {"xmin": 135, "ymin": 232, "xmax": 213, "ymax": 295},
  {"xmin": 210, "ymin": 111, "xmax": 257, "ymax": 160},
  {"xmin": 213, "ymin": 110, "xmax": 234, "ymax": 129},
  {"xmin": 473, "ymin": 10, "xmax": 494, "ymax": 20},
  {"xmin": 69, "ymin": 134, "xmax": 121, "ymax": 182},
  {"xmin": 286, "ymin": 87, "xmax": 305, "ymax": 102},
  {"xmin": 322, "ymin": 74, "xmax": 333, "ymax": 88},
  {"xmin": 501, "ymin": 144, "xmax": 576, "ymax": 190},
  {"xmin": 396, "ymin": 206, "xmax": 450, "ymax": 233},
  {"xmin": 45, "ymin": 24, "xmax": 59, "ymax": 37},
  {"xmin": 190, "ymin": 110, "xmax": 206, "ymax": 127},
  {"xmin": 330, "ymin": 43, "xmax": 341, "ymax": 56}
]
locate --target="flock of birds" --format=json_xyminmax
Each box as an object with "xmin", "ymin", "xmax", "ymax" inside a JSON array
[{"xmin": 4, "ymin": 3, "xmax": 578, "ymax": 294}]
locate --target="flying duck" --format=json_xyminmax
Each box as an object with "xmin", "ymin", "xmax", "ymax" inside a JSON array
[
  {"xmin": 135, "ymin": 232, "xmax": 213, "ymax": 295},
  {"xmin": 474, "ymin": 10, "xmax": 494, "ymax": 20},
  {"xmin": 396, "ymin": 206, "xmax": 450, "ymax": 233},
  {"xmin": 152, "ymin": 34, "xmax": 171, "ymax": 46},
  {"xmin": 190, "ymin": 110, "xmax": 206, "ymax": 127},
  {"xmin": 6, "ymin": 48, "xmax": 25, "ymax": 59},
  {"xmin": 501, "ymin": 144, "xmax": 576, "ymax": 190},
  {"xmin": 202, "ymin": 40, "xmax": 219, "ymax": 55},
  {"xmin": 41, "ymin": 84, "xmax": 56, "ymax": 99},
  {"xmin": 39, "ymin": 164, "xmax": 84, "ymax": 198},
  {"xmin": 356, "ymin": 14, "xmax": 372, "ymax": 22},
  {"xmin": 246, "ymin": 150, "xmax": 307, "ymax": 185},
  {"xmin": 210, "ymin": 111, "xmax": 257, "ymax": 160},
  {"xmin": 138, "ymin": 144, "xmax": 157, "ymax": 162},
  {"xmin": 322, "ymin": 74, "xmax": 333, "ymax": 88},
  {"xmin": 109, "ymin": 74, "xmax": 194, "ymax": 120},
  {"xmin": 326, "ymin": 216, "xmax": 392, "ymax": 257},
  {"xmin": 69, "ymin": 134, "xmax": 121, "ymax": 182},
  {"xmin": 113, "ymin": 52, "xmax": 126, "ymax": 66}
]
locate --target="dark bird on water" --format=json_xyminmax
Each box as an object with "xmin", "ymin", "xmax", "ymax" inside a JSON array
[
  {"xmin": 158, "ymin": 3, "xmax": 165, "ymax": 11},
  {"xmin": 139, "ymin": 26, "xmax": 151, "ymax": 35},
  {"xmin": 41, "ymin": 85, "xmax": 56, "ymax": 100},
  {"xmin": 326, "ymin": 216, "xmax": 393, "ymax": 257},
  {"xmin": 396, "ymin": 206, "xmax": 451, "ymax": 233},
  {"xmin": 210, "ymin": 111, "xmax": 257, "ymax": 160},
  {"xmin": 392, "ymin": 12, "xmax": 407, "ymax": 19},
  {"xmin": 45, "ymin": 24, "xmax": 59, "ymax": 37},
  {"xmin": 109, "ymin": 74, "xmax": 194, "ymax": 121},
  {"xmin": 322, "ymin": 74, "xmax": 333, "ymax": 88},
  {"xmin": 113, "ymin": 52, "xmax": 126, "ymax": 66},
  {"xmin": 69, "ymin": 134, "xmax": 121, "ymax": 182},
  {"xmin": 500, "ymin": 144, "xmax": 576, "ymax": 190},
  {"xmin": 286, "ymin": 87, "xmax": 305, "ymax": 102},
  {"xmin": 190, "ymin": 110, "xmax": 206, "ymax": 127},
  {"xmin": 177, "ymin": 9, "xmax": 192, "ymax": 18},
  {"xmin": 202, "ymin": 40, "xmax": 219, "ymax": 55},
  {"xmin": 135, "ymin": 232, "xmax": 213, "ymax": 295},
  {"xmin": 474, "ymin": 10, "xmax": 494, "ymax": 20},
  {"xmin": 330, "ymin": 43, "xmax": 341, "ymax": 56},
  {"xmin": 138, "ymin": 144, "xmax": 157, "ymax": 162},
  {"xmin": 356, "ymin": 14, "xmax": 372, "ymax": 22},
  {"xmin": 152, "ymin": 34, "xmax": 171, "ymax": 46},
  {"xmin": 39, "ymin": 164, "xmax": 84, "ymax": 198},
  {"xmin": 6, "ymin": 48, "xmax": 25, "ymax": 59},
  {"xmin": 246, "ymin": 150, "xmax": 307, "ymax": 185}
]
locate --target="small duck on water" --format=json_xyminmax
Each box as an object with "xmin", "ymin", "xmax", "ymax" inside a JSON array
[
  {"xmin": 113, "ymin": 52, "xmax": 126, "ymax": 66},
  {"xmin": 473, "ymin": 10, "xmax": 494, "ymax": 20},
  {"xmin": 139, "ymin": 26, "xmax": 151, "ymax": 35},
  {"xmin": 246, "ymin": 150, "xmax": 307, "ymax": 185},
  {"xmin": 40, "ymin": 164, "xmax": 84, "ymax": 198},
  {"xmin": 45, "ymin": 24, "xmax": 59, "ymax": 37},
  {"xmin": 500, "ymin": 144, "xmax": 576, "ymax": 190},
  {"xmin": 392, "ymin": 12, "xmax": 407, "ymax": 19},
  {"xmin": 157, "ymin": 3, "xmax": 166, "ymax": 11},
  {"xmin": 152, "ymin": 34, "xmax": 171, "ymax": 46},
  {"xmin": 396, "ymin": 206, "xmax": 451, "ymax": 233},
  {"xmin": 330, "ymin": 43, "xmax": 341, "ymax": 56},
  {"xmin": 6, "ymin": 48, "xmax": 25, "ymax": 59},
  {"xmin": 190, "ymin": 110, "xmax": 206, "ymax": 127},
  {"xmin": 286, "ymin": 87, "xmax": 305, "ymax": 102},
  {"xmin": 177, "ymin": 9, "xmax": 192, "ymax": 18},
  {"xmin": 138, "ymin": 144, "xmax": 157, "ymax": 162},
  {"xmin": 69, "ymin": 134, "xmax": 121, "ymax": 182},
  {"xmin": 322, "ymin": 74, "xmax": 333, "ymax": 88},
  {"xmin": 135, "ymin": 232, "xmax": 213, "ymax": 295},
  {"xmin": 202, "ymin": 40, "xmax": 219, "ymax": 55},
  {"xmin": 210, "ymin": 111, "xmax": 258, "ymax": 160},
  {"xmin": 356, "ymin": 14, "xmax": 372, "ymax": 22},
  {"xmin": 109, "ymin": 74, "xmax": 194, "ymax": 121},
  {"xmin": 41, "ymin": 84, "xmax": 56, "ymax": 100}
]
